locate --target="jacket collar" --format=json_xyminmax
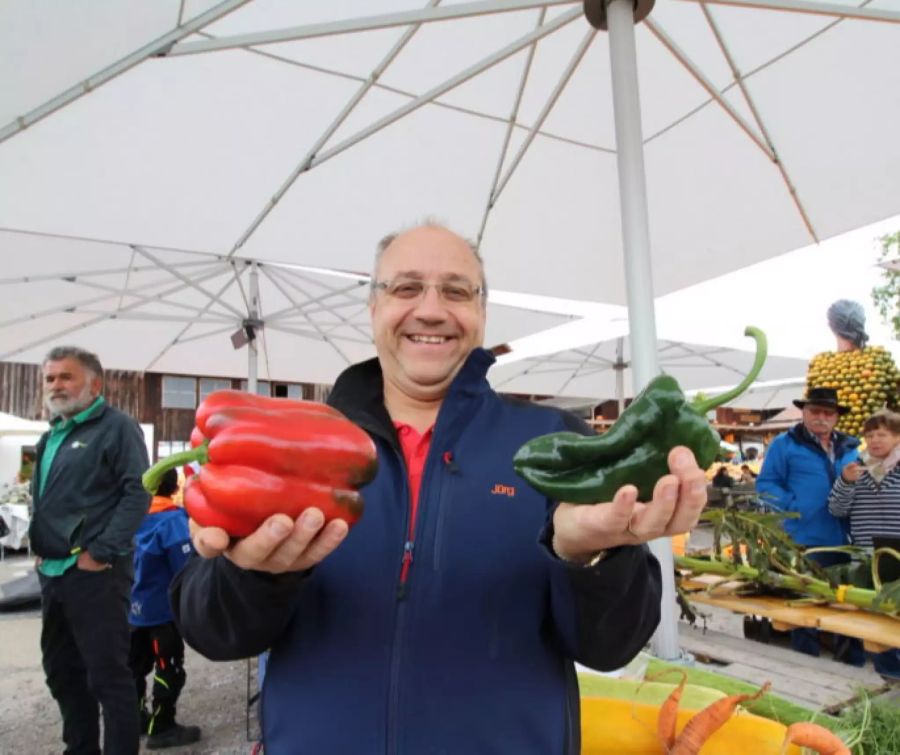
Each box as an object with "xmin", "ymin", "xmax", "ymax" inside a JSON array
[
  {"xmin": 788, "ymin": 422, "xmax": 859, "ymax": 456},
  {"xmin": 328, "ymin": 348, "xmax": 496, "ymax": 443}
]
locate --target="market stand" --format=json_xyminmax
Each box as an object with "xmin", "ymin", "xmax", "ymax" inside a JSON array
[{"xmin": 682, "ymin": 575, "xmax": 899, "ymax": 654}]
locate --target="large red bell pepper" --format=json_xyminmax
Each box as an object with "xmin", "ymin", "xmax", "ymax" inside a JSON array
[{"xmin": 142, "ymin": 390, "xmax": 377, "ymax": 537}]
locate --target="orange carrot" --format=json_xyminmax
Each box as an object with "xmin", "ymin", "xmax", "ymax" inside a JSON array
[
  {"xmin": 656, "ymin": 670, "xmax": 688, "ymax": 750},
  {"xmin": 780, "ymin": 722, "xmax": 851, "ymax": 755},
  {"xmin": 669, "ymin": 682, "xmax": 771, "ymax": 755}
]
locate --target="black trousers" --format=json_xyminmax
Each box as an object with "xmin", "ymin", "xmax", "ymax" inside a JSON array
[
  {"xmin": 128, "ymin": 621, "xmax": 187, "ymax": 732},
  {"xmin": 40, "ymin": 557, "xmax": 140, "ymax": 755}
]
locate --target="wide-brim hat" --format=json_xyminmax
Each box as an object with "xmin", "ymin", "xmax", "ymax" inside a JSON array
[{"xmin": 793, "ymin": 387, "xmax": 850, "ymax": 415}]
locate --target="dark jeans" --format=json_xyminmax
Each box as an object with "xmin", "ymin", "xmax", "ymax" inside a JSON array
[
  {"xmin": 128, "ymin": 621, "xmax": 187, "ymax": 732},
  {"xmin": 40, "ymin": 557, "xmax": 140, "ymax": 755},
  {"xmin": 791, "ymin": 550, "xmax": 865, "ymax": 666}
]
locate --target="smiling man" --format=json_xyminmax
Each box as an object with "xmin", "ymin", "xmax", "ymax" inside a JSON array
[
  {"xmin": 30, "ymin": 346, "xmax": 150, "ymax": 755},
  {"xmin": 172, "ymin": 222, "xmax": 709, "ymax": 754}
]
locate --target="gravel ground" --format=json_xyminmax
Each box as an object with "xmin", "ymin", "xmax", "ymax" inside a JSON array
[{"xmin": 0, "ymin": 553, "xmax": 255, "ymax": 754}]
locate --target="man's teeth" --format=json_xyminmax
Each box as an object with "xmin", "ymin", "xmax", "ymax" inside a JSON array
[{"xmin": 409, "ymin": 335, "xmax": 448, "ymax": 344}]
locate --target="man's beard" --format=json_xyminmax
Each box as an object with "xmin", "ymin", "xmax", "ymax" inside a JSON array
[{"xmin": 45, "ymin": 384, "xmax": 95, "ymax": 419}]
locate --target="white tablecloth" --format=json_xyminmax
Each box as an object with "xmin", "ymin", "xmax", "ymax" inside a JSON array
[{"xmin": 0, "ymin": 503, "xmax": 30, "ymax": 549}]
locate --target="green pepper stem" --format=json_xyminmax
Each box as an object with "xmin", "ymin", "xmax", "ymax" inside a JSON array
[
  {"xmin": 691, "ymin": 326, "xmax": 768, "ymax": 414},
  {"xmin": 142, "ymin": 443, "xmax": 209, "ymax": 494}
]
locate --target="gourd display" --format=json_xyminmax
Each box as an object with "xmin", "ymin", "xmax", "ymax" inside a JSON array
[{"xmin": 806, "ymin": 345, "xmax": 900, "ymax": 437}]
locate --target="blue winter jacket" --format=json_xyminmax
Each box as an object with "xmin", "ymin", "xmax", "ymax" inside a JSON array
[
  {"xmin": 171, "ymin": 349, "xmax": 663, "ymax": 754},
  {"xmin": 756, "ymin": 423, "xmax": 860, "ymax": 546},
  {"xmin": 130, "ymin": 505, "xmax": 194, "ymax": 627}
]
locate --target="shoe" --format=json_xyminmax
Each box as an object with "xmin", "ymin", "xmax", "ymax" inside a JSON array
[{"xmin": 146, "ymin": 723, "xmax": 202, "ymax": 750}]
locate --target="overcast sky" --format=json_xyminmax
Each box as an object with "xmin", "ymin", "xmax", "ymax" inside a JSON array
[{"xmin": 494, "ymin": 213, "xmax": 900, "ymax": 371}]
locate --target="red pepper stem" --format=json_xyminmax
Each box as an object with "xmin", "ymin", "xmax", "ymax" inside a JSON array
[
  {"xmin": 690, "ymin": 326, "xmax": 768, "ymax": 415},
  {"xmin": 142, "ymin": 442, "xmax": 209, "ymax": 494}
]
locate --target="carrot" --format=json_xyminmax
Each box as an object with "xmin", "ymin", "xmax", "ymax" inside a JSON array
[
  {"xmin": 654, "ymin": 670, "xmax": 688, "ymax": 750},
  {"xmin": 669, "ymin": 681, "xmax": 771, "ymax": 755},
  {"xmin": 780, "ymin": 722, "xmax": 851, "ymax": 755}
]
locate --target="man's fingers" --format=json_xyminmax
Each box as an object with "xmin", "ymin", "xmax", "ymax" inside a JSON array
[
  {"xmin": 224, "ymin": 513, "xmax": 300, "ymax": 569},
  {"xmin": 193, "ymin": 525, "xmax": 231, "ymax": 558},
  {"xmin": 629, "ymin": 475, "xmax": 679, "ymax": 537},
  {"xmin": 665, "ymin": 477, "xmax": 709, "ymax": 536},
  {"xmin": 261, "ymin": 509, "xmax": 340, "ymax": 572},
  {"xmin": 668, "ymin": 446, "xmax": 700, "ymax": 476},
  {"xmin": 287, "ymin": 518, "xmax": 349, "ymax": 571},
  {"xmin": 604, "ymin": 485, "xmax": 639, "ymax": 534}
]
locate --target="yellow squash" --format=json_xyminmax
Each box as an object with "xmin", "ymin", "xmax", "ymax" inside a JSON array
[{"xmin": 581, "ymin": 696, "xmax": 801, "ymax": 754}]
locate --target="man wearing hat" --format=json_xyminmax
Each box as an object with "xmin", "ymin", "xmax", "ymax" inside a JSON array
[{"xmin": 757, "ymin": 387, "xmax": 862, "ymax": 662}]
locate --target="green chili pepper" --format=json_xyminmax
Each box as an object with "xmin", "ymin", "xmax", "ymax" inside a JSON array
[{"xmin": 513, "ymin": 327, "xmax": 767, "ymax": 503}]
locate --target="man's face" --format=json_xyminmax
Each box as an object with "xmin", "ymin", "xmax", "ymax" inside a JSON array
[
  {"xmin": 370, "ymin": 226, "xmax": 487, "ymax": 402},
  {"xmin": 801, "ymin": 404, "xmax": 839, "ymax": 437},
  {"xmin": 43, "ymin": 357, "xmax": 101, "ymax": 419}
]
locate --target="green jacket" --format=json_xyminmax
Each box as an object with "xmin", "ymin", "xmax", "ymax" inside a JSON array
[{"xmin": 30, "ymin": 403, "xmax": 151, "ymax": 562}]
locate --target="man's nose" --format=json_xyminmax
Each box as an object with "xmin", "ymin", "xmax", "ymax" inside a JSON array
[{"xmin": 413, "ymin": 286, "xmax": 447, "ymax": 318}]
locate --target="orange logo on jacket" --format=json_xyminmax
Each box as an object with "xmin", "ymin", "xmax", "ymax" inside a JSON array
[{"xmin": 491, "ymin": 483, "xmax": 516, "ymax": 497}]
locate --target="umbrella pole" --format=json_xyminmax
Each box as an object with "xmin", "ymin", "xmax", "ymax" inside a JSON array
[
  {"xmin": 604, "ymin": 0, "xmax": 682, "ymax": 661},
  {"xmin": 615, "ymin": 336, "xmax": 626, "ymax": 415},
  {"xmin": 248, "ymin": 263, "xmax": 260, "ymax": 394}
]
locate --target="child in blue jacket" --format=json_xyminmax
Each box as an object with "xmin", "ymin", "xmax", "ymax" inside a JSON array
[{"xmin": 128, "ymin": 468, "xmax": 201, "ymax": 750}]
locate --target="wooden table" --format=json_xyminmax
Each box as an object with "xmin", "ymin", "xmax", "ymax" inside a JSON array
[{"xmin": 682, "ymin": 578, "xmax": 900, "ymax": 653}]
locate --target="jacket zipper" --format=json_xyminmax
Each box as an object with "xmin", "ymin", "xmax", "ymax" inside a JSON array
[
  {"xmin": 387, "ymin": 447, "xmax": 413, "ymax": 754},
  {"xmin": 432, "ymin": 451, "xmax": 459, "ymax": 573}
]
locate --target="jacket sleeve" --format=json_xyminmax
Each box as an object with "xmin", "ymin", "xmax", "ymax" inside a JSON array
[
  {"xmin": 544, "ymin": 528, "xmax": 662, "ymax": 670},
  {"xmin": 87, "ymin": 416, "xmax": 151, "ymax": 563},
  {"xmin": 755, "ymin": 436, "xmax": 796, "ymax": 512},
  {"xmin": 539, "ymin": 410, "xmax": 662, "ymax": 670},
  {"xmin": 170, "ymin": 555, "xmax": 308, "ymax": 661},
  {"xmin": 827, "ymin": 476, "xmax": 856, "ymax": 518}
]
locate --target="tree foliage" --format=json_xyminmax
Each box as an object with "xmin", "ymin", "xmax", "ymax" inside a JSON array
[{"xmin": 871, "ymin": 231, "xmax": 900, "ymax": 340}]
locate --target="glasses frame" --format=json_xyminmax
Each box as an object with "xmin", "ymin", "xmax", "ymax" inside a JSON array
[{"xmin": 370, "ymin": 277, "xmax": 486, "ymax": 304}]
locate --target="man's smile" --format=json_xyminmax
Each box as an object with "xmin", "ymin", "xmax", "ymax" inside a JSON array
[{"xmin": 406, "ymin": 334, "xmax": 453, "ymax": 344}]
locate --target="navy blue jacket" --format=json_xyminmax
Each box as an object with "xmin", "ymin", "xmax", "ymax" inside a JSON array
[
  {"xmin": 757, "ymin": 423, "xmax": 860, "ymax": 546},
  {"xmin": 171, "ymin": 349, "xmax": 662, "ymax": 754}
]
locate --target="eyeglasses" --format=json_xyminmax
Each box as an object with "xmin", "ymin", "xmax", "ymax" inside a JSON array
[{"xmin": 371, "ymin": 277, "xmax": 485, "ymax": 304}]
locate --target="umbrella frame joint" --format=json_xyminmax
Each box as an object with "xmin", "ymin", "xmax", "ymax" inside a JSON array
[{"xmin": 584, "ymin": 0, "xmax": 656, "ymax": 30}]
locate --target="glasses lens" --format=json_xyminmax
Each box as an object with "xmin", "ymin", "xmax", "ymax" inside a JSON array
[
  {"xmin": 387, "ymin": 280, "xmax": 426, "ymax": 299},
  {"xmin": 380, "ymin": 278, "xmax": 481, "ymax": 303},
  {"xmin": 439, "ymin": 283, "xmax": 476, "ymax": 302}
]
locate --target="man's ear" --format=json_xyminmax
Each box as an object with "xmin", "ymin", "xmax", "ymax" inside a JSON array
[{"xmin": 91, "ymin": 375, "xmax": 103, "ymax": 397}]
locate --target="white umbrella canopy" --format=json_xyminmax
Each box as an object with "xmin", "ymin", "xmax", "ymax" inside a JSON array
[
  {"xmin": 5, "ymin": 0, "xmax": 899, "ymax": 663},
  {"xmin": 2, "ymin": 0, "xmax": 900, "ymax": 304},
  {"xmin": 490, "ymin": 334, "xmax": 809, "ymax": 402},
  {"xmin": 0, "ymin": 228, "xmax": 568, "ymax": 382}
]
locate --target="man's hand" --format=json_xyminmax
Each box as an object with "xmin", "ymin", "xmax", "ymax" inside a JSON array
[
  {"xmin": 551, "ymin": 446, "xmax": 708, "ymax": 564},
  {"xmin": 190, "ymin": 508, "xmax": 348, "ymax": 574},
  {"xmin": 841, "ymin": 462, "xmax": 862, "ymax": 483},
  {"xmin": 76, "ymin": 551, "xmax": 111, "ymax": 571}
]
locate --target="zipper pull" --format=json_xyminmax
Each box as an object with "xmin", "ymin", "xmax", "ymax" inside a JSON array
[
  {"xmin": 443, "ymin": 451, "xmax": 459, "ymax": 474},
  {"xmin": 397, "ymin": 540, "xmax": 414, "ymax": 600}
]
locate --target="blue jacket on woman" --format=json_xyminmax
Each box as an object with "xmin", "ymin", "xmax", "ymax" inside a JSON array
[
  {"xmin": 757, "ymin": 423, "xmax": 859, "ymax": 546},
  {"xmin": 171, "ymin": 349, "xmax": 662, "ymax": 754}
]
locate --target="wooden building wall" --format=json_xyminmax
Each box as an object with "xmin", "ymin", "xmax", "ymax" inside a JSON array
[
  {"xmin": 0, "ymin": 361, "xmax": 44, "ymax": 420},
  {"xmin": 0, "ymin": 361, "xmax": 330, "ymax": 460}
]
